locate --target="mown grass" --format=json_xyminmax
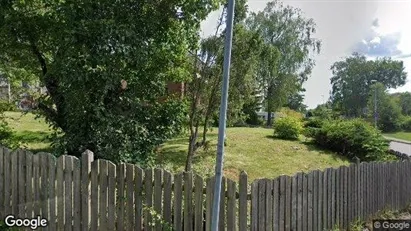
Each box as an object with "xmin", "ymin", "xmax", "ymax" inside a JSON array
[
  {"xmin": 3, "ymin": 111, "xmax": 349, "ymax": 181},
  {"xmin": 383, "ymin": 131, "xmax": 411, "ymax": 142},
  {"xmin": 3, "ymin": 111, "xmax": 53, "ymax": 153},
  {"xmin": 156, "ymin": 127, "xmax": 349, "ymax": 181}
]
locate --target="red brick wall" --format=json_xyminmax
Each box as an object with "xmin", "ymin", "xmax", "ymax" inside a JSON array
[{"xmin": 166, "ymin": 82, "xmax": 185, "ymax": 99}]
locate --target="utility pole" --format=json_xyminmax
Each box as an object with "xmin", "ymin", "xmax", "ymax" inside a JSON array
[{"xmin": 211, "ymin": 0, "xmax": 235, "ymax": 230}]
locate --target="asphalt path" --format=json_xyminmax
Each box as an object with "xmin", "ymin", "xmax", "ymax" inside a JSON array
[{"xmin": 390, "ymin": 141, "xmax": 411, "ymax": 156}]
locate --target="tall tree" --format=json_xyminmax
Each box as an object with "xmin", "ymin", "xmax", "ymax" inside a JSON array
[
  {"xmin": 367, "ymin": 83, "xmax": 403, "ymax": 132},
  {"xmin": 185, "ymin": 0, "xmax": 263, "ymax": 171},
  {"xmin": 0, "ymin": 0, "xmax": 221, "ymax": 164},
  {"xmin": 246, "ymin": 0, "xmax": 321, "ymax": 126},
  {"xmin": 330, "ymin": 53, "xmax": 407, "ymax": 117},
  {"xmin": 396, "ymin": 92, "xmax": 411, "ymax": 116}
]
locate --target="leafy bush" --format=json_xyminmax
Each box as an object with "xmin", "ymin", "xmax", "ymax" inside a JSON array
[
  {"xmin": 302, "ymin": 117, "xmax": 326, "ymax": 138},
  {"xmin": 278, "ymin": 107, "xmax": 304, "ymax": 120},
  {"xmin": 0, "ymin": 110, "xmax": 19, "ymax": 149},
  {"xmin": 273, "ymin": 117, "xmax": 303, "ymax": 140},
  {"xmin": 307, "ymin": 119, "xmax": 390, "ymax": 161},
  {"xmin": 303, "ymin": 117, "xmax": 325, "ymax": 128},
  {"xmin": 0, "ymin": 100, "xmax": 17, "ymax": 112},
  {"xmin": 401, "ymin": 116, "xmax": 411, "ymax": 132}
]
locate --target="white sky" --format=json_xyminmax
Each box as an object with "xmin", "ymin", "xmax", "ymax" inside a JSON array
[{"xmin": 200, "ymin": 0, "xmax": 411, "ymax": 108}]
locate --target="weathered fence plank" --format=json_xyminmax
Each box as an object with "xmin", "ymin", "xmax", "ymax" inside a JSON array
[
  {"xmin": 39, "ymin": 154, "xmax": 48, "ymax": 231},
  {"xmin": 47, "ymin": 154, "xmax": 56, "ymax": 231},
  {"xmin": 134, "ymin": 166, "xmax": 143, "ymax": 231},
  {"xmin": 279, "ymin": 175, "xmax": 286, "ymax": 231},
  {"xmin": 174, "ymin": 173, "xmax": 183, "ymax": 231},
  {"xmin": 145, "ymin": 168, "xmax": 153, "ymax": 231},
  {"xmin": 56, "ymin": 156, "xmax": 64, "ymax": 230},
  {"xmin": 238, "ymin": 171, "xmax": 248, "ymax": 231},
  {"xmin": 98, "ymin": 161, "xmax": 108, "ymax": 231},
  {"xmin": 302, "ymin": 173, "xmax": 308, "ymax": 231},
  {"xmin": 73, "ymin": 157, "xmax": 81, "ymax": 231},
  {"xmin": 126, "ymin": 164, "xmax": 135, "ymax": 230},
  {"xmin": 184, "ymin": 172, "xmax": 193, "ymax": 231},
  {"xmin": 307, "ymin": 172, "xmax": 313, "ymax": 231},
  {"xmin": 265, "ymin": 179, "xmax": 273, "ymax": 231},
  {"xmin": 64, "ymin": 156, "xmax": 74, "ymax": 231},
  {"xmin": 258, "ymin": 179, "xmax": 266, "ymax": 231},
  {"xmin": 291, "ymin": 174, "xmax": 298, "ymax": 231},
  {"xmin": 312, "ymin": 171, "xmax": 319, "ymax": 231},
  {"xmin": 227, "ymin": 179, "xmax": 236, "ymax": 231},
  {"xmin": 272, "ymin": 178, "xmax": 279, "ymax": 231},
  {"xmin": 195, "ymin": 175, "xmax": 204, "ymax": 231},
  {"xmin": 154, "ymin": 168, "xmax": 162, "ymax": 231},
  {"xmin": 205, "ymin": 176, "xmax": 214, "ymax": 231},
  {"xmin": 17, "ymin": 150, "xmax": 26, "ymax": 218},
  {"xmin": 117, "ymin": 164, "xmax": 126, "ymax": 231},
  {"xmin": 163, "ymin": 170, "xmax": 172, "ymax": 227},
  {"xmin": 322, "ymin": 169, "xmax": 328, "ymax": 230},
  {"xmin": 284, "ymin": 176, "xmax": 292, "ymax": 231},
  {"xmin": 81, "ymin": 150, "xmax": 93, "ymax": 231},
  {"xmin": 90, "ymin": 160, "xmax": 99, "ymax": 231},
  {"xmin": 251, "ymin": 180, "xmax": 258, "ymax": 231},
  {"xmin": 219, "ymin": 177, "xmax": 226, "ymax": 231},
  {"xmin": 108, "ymin": 162, "xmax": 116, "ymax": 231},
  {"xmin": 11, "ymin": 150, "xmax": 18, "ymax": 216}
]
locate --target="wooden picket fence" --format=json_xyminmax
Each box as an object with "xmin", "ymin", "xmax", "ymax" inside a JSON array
[{"xmin": 1, "ymin": 146, "xmax": 411, "ymax": 231}]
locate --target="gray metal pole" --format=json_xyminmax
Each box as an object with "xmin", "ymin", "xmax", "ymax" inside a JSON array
[{"xmin": 211, "ymin": 0, "xmax": 235, "ymax": 230}]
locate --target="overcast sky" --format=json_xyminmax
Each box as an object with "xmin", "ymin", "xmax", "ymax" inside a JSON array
[{"xmin": 200, "ymin": 0, "xmax": 411, "ymax": 109}]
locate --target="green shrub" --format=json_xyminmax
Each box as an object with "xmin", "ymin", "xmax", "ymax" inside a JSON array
[
  {"xmin": 0, "ymin": 100, "xmax": 17, "ymax": 112},
  {"xmin": 401, "ymin": 116, "xmax": 411, "ymax": 132},
  {"xmin": 308, "ymin": 118, "xmax": 390, "ymax": 161},
  {"xmin": 303, "ymin": 117, "xmax": 325, "ymax": 128},
  {"xmin": 273, "ymin": 117, "xmax": 303, "ymax": 140}
]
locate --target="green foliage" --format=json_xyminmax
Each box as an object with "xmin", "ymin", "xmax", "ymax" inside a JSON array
[
  {"xmin": 143, "ymin": 205, "xmax": 174, "ymax": 231},
  {"xmin": 0, "ymin": 100, "xmax": 16, "ymax": 112},
  {"xmin": 246, "ymin": 0, "xmax": 321, "ymax": 125},
  {"xmin": 0, "ymin": 0, "xmax": 222, "ymax": 165},
  {"xmin": 330, "ymin": 53, "xmax": 407, "ymax": 117},
  {"xmin": 284, "ymin": 92, "xmax": 308, "ymax": 113},
  {"xmin": 0, "ymin": 221, "xmax": 20, "ymax": 231},
  {"xmin": 391, "ymin": 92, "xmax": 411, "ymax": 116},
  {"xmin": 273, "ymin": 117, "xmax": 303, "ymax": 140},
  {"xmin": 367, "ymin": 83, "xmax": 403, "ymax": 132},
  {"xmin": 307, "ymin": 105, "xmax": 337, "ymax": 120},
  {"xmin": 308, "ymin": 119, "xmax": 391, "ymax": 161},
  {"xmin": 401, "ymin": 116, "xmax": 411, "ymax": 132},
  {"xmin": 302, "ymin": 117, "xmax": 325, "ymax": 138}
]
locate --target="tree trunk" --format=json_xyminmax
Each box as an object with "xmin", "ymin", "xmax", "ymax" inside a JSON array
[
  {"xmin": 267, "ymin": 111, "xmax": 272, "ymax": 127},
  {"xmin": 185, "ymin": 120, "xmax": 199, "ymax": 172}
]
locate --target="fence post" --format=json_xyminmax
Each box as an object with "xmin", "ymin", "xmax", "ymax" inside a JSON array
[{"xmin": 81, "ymin": 150, "xmax": 94, "ymax": 231}]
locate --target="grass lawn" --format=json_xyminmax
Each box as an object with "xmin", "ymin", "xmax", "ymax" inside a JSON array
[
  {"xmin": 2, "ymin": 111, "xmax": 350, "ymax": 181},
  {"xmin": 156, "ymin": 127, "xmax": 349, "ymax": 181},
  {"xmin": 3, "ymin": 111, "xmax": 53, "ymax": 153},
  {"xmin": 383, "ymin": 132, "xmax": 411, "ymax": 142}
]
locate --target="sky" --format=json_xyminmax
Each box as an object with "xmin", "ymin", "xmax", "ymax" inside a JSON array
[{"xmin": 200, "ymin": 0, "xmax": 411, "ymax": 109}]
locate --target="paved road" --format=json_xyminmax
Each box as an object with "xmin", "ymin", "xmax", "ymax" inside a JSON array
[{"xmin": 390, "ymin": 141, "xmax": 411, "ymax": 156}]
